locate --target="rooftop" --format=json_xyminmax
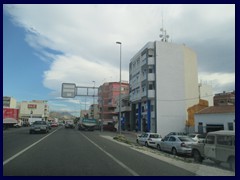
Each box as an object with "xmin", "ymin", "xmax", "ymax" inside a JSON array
[{"xmin": 196, "ymin": 105, "xmax": 235, "ymax": 114}]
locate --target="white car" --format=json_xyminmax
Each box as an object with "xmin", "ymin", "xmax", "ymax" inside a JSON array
[
  {"xmin": 136, "ymin": 133, "xmax": 162, "ymax": 148},
  {"xmin": 157, "ymin": 135, "xmax": 197, "ymax": 156},
  {"xmin": 188, "ymin": 133, "xmax": 206, "ymax": 143}
]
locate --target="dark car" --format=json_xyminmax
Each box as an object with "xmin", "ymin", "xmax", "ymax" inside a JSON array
[
  {"xmin": 29, "ymin": 121, "xmax": 50, "ymax": 134},
  {"xmin": 103, "ymin": 123, "xmax": 117, "ymax": 132}
]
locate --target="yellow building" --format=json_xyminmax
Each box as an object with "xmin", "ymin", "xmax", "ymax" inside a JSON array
[{"xmin": 186, "ymin": 99, "xmax": 208, "ymax": 132}]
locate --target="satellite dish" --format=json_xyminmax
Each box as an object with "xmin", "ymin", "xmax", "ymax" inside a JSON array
[
  {"xmin": 166, "ymin": 35, "xmax": 170, "ymax": 38},
  {"xmin": 159, "ymin": 35, "xmax": 163, "ymax": 38},
  {"xmin": 160, "ymin": 28, "xmax": 163, "ymax": 31}
]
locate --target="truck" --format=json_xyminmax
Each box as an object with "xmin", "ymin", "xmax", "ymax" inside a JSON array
[
  {"xmin": 3, "ymin": 108, "xmax": 19, "ymax": 129},
  {"xmin": 191, "ymin": 130, "xmax": 235, "ymax": 171},
  {"xmin": 78, "ymin": 118, "xmax": 97, "ymax": 131}
]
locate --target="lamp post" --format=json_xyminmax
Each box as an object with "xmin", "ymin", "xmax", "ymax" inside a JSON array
[
  {"xmin": 116, "ymin": 41, "xmax": 122, "ymax": 134},
  {"xmin": 92, "ymin": 81, "xmax": 95, "ymax": 119}
]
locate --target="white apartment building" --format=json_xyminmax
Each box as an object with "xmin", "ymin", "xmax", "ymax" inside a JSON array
[
  {"xmin": 129, "ymin": 41, "xmax": 199, "ymax": 136},
  {"xmin": 19, "ymin": 100, "xmax": 49, "ymax": 122},
  {"xmin": 3, "ymin": 96, "xmax": 17, "ymax": 108}
]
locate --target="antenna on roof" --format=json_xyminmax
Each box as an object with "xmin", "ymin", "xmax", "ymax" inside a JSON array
[{"xmin": 159, "ymin": 10, "xmax": 170, "ymax": 42}]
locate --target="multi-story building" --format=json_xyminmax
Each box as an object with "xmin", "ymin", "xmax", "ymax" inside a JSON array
[
  {"xmin": 129, "ymin": 41, "xmax": 199, "ymax": 136},
  {"xmin": 89, "ymin": 104, "xmax": 99, "ymax": 119},
  {"xmin": 115, "ymin": 94, "xmax": 131, "ymax": 130},
  {"xmin": 3, "ymin": 96, "xmax": 17, "ymax": 108},
  {"xmin": 19, "ymin": 100, "xmax": 49, "ymax": 122},
  {"xmin": 214, "ymin": 91, "xmax": 235, "ymax": 106},
  {"xmin": 98, "ymin": 82, "xmax": 129, "ymax": 124}
]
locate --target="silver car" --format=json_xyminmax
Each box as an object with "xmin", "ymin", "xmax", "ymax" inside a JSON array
[
  {"xmin": 157, "ymin": 135, "xmax": 196, "ymax": 156},
  {"xmin": 29, "ymin": 121, "xmax": 50, "ymax": 134},
  {"xmin": 137, "ymin": 133, "xmax": 162, "ymax": 148}
]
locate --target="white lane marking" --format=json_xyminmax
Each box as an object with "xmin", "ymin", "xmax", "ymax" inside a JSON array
[
  {"xmin": 80, "ymin": 132, "xmax": 139, "ymax": 176},
  {"xmin": 3, "ymin": 128, "xmax": 60, "ymax": 166}
]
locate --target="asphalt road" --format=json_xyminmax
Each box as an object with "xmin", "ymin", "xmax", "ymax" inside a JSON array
[{"xmin": 3, "ymin": 127, "xmax": 195, "ymax": 176}]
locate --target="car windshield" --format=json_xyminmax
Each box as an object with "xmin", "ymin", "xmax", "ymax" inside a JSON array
[
  {"xmin": 178, "ymin": 137, "xmax": 195, "ymax": 142},
  {"xmin": 150, "ymin": 134, "xmax": 161, "ymax": 138},
  {"xmin": 33, "ymin": 121, "xmax": 45, "ymax": 125}
]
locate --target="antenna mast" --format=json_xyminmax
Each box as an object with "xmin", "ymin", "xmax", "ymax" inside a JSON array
[{"xmin": 159, "ymin": 10, "xmax": 170, "ymax": 42}]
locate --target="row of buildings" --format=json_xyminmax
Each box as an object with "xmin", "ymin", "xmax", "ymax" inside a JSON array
[
  {"xmin": 96, "ymin": 41, "xmax": 235, "ymax": 136},
  {"xmin": 4, "ymin": 41, "xmax": 235, "ymax": 136},
  {"xmin": 3, "ymin": 97, "xmax": 49, "ymax": 125}
]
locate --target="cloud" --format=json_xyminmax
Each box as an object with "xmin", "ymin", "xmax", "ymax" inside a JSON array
[{"xmin": 4, "ymin": 4, "xmax": 235, "ymax": 102}]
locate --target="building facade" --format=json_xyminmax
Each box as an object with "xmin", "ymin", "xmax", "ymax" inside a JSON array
[
  {"xmin": 129, "ymin": 41, "xmax": 199, "ymax": 136},
  {"xmin": 214, "ymin": 91, "xmax": 235, "ymax": 106},
  {"xmin": 3, "ymin": 96, "xmax": 17, "ymax": 108},
  {"xmin": 98, "ymin": 82, "xmax": 129, "ymax": 124},
  {"xmin": 89, "ymin": 104, "xmax": 99, "ymax": 119},
  {"xmin": 115, "ymin": 94, "xmax": 131, "ymax": 130},
  {"xmin": 19, "ymin": 100, "xmax": 49, "ymax": 122},
  {"xmin": 194, "ymin": 105, "xmax": 235, "ymax": 133}
]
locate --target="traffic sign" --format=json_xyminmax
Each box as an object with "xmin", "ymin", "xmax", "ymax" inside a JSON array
[{"xmin": 61, "ymin": 83, "xmax": 76, "ymax": 98}]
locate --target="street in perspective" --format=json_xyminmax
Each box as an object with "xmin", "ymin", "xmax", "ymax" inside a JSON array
[
  {"xmin": 3, "ymin": 4, "xmax": 235, "ymax": 176},
  {"xmin": 3, "ymin": 126, "xmax": 235, "ymax": 176}
]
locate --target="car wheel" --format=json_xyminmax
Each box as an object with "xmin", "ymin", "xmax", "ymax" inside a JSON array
[
  {"xmin": 193, "ymin": 150, "xmax": 202, "ymax": 163},
  {"xmin": 172, "ymin": 148, "xmax": 177, "ymax": 156},
  {"xmin": 29, "ymin": 131, "xmax": 32, "ymax": 134},
  {"xmin": 229, "ymin": 157, "xmax": 235, "ymax": 171},
  {"xmin": 145, "ymin": 142, "xmax": 149, "ymax": 147},
  {"xmin": 157, "ymin": 144, "xmax": 162, "ymax": 151},
  {"xmin": 136, "ymin": 139, "xmax": 139, "ymax": 144}
]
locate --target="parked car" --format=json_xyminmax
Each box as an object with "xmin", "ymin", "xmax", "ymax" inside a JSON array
[
  {"xmin": 191, "ymin": 130, "xmax": 235, "ymax": 171},
  {"xmin": 165, "ymin": 132, "xmax": 187, "ymax": 138},
  {"xmin": 29, "ymin": 121, "xmax": 50, "ymax": 134},
  {"xmin": 137, "ymin": 133, "xmax": 162, "ymax": 148},
  {"xmin": 188, "ymin": 133, "xmax": 206, "ymax": 143},
  {"xmin": 157, "ymin": 135, "xmax": 196, "ymax": 156}
]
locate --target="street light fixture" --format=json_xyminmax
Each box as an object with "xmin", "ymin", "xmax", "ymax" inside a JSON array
[{"xmin": 116, "ymin": 41, "xmax": 122, "ymax": 134}]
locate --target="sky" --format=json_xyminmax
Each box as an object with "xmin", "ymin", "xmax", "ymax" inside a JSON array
[{"xmin": 3, "ymin": 4, "xmax": 235, "ymax": 115}]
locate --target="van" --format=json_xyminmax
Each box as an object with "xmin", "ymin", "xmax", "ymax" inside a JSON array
[{"xmin": 192, "ymin": 130, "xmax": 235, "ymax": 171}]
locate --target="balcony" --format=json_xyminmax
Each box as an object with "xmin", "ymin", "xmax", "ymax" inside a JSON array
[
  {"xmin": 148, "ymin": 90, "xmax": 155, "ymax": 98},
  {"xmin": 148, "ymin": 73, "xmax": 155, "ymax": 81},
  {"xmin": 148, "ymin": 57, "xmax": 154, "ymax": 65}
]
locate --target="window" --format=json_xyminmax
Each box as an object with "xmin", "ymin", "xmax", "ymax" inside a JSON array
[
  {"xmin": 206, "ymin": 135, "xmax": 215, "ymax": 144},
  {"xmin": 217, "ymin": 135, "xmax": 233, "ymax": 146},
  {"xmin": 169, "ymin": 137, "xmax": 176, "ymax": 142},
  {"xmin": 228, "ymin": 122, "xmax": 234, "ymax": 130}
]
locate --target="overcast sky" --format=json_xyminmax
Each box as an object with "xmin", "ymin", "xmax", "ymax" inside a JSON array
[{"xmin": 3, "ymin": 4, "xmax": 235, "ymax": 113}]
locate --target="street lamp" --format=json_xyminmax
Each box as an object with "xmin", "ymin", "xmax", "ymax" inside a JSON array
[
  {"xmin": 92, "ymin": 80, "xmax": 95, "ymax": 119},
  {"xmin": 116, "ymin": 41, "xmax": 122, "ymax": 134}
]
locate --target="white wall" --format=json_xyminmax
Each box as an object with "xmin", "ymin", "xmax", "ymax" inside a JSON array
[
  {"xmin": 195, "ymin": 113, "xmax": 235, "ymax": 133},
  {"xmin": 155, "ymin": 42, "xmax": 198, "ymax": 136}
]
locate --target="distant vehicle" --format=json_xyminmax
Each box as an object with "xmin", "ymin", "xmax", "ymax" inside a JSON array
[
  {"xmin": 188, "ymin": 133, "xmax": 206, "ymax": 143},
  {"xmin": 51, "ymin": 122, "xmax": 58, "ymax": 127},
  {"xmin": 157, "ymin": 135, "xmax": 196, "ymax": 156},
  {"xmin": 78, "ymin": 118, "xmax": 97, "ymax": 131},
  {"xmin": 14, "ymin": 120, "xmax": 23, "ymax": 128},
  {"xmin": 103, "ymin": 122, "xmax": 117, "ymax": 132},
  {"xmin": 137, "ymin": 133, "xmax": 162, "ymax": 148},
  {"xmin": 191, "ymin": 130, "xmax": 235, "ymax": 171},
  {"xmin": 65, "ymin": 120, "xmax": 75, "ymax": 129},
  {"xmin": 29, "ymin": 121, "xmax": 50, "ymax": 134}
]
